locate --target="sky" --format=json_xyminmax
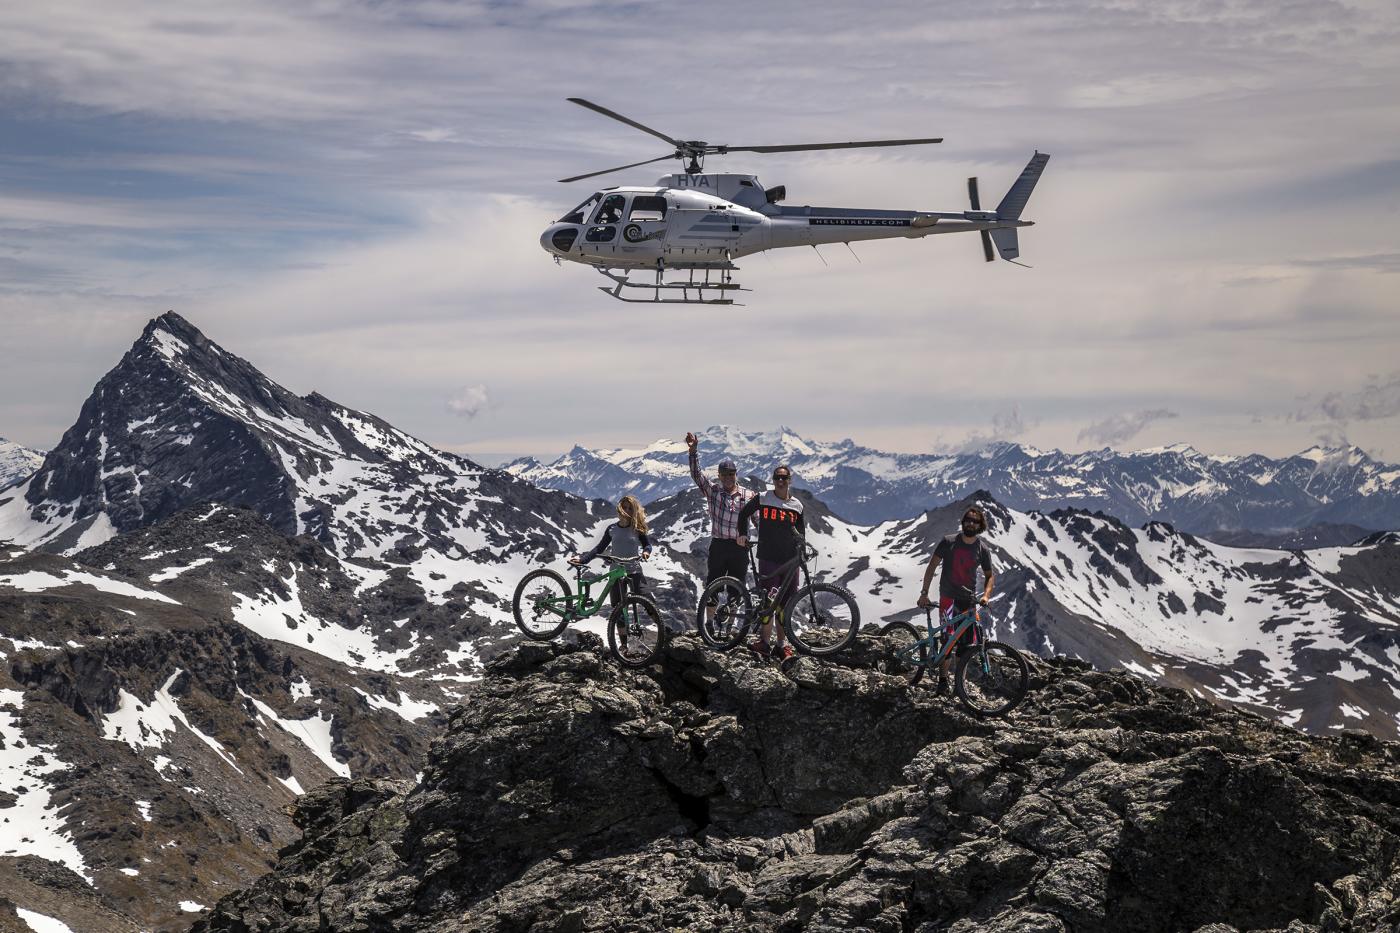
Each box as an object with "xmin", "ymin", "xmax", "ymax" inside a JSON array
[{"xmin": 1, "ymin": 0, "xmax": 1398, "ymax": 464}]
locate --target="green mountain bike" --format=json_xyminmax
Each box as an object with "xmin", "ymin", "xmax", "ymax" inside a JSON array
[
  {"xmin": 695, "ymin": 535, "xmax": 860, "ymax": 656},
  {"xmin": 511, "ymin": 555, "xmax": 666, "ymax": 668},
  {"xmin": 879, "ymin": 598, "xmax": 1029, "ymax": 717}
]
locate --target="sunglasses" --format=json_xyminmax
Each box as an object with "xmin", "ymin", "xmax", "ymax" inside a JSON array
[{"xmin": 773, "ymin": 475, "xmax": 791, "ymax": 482}]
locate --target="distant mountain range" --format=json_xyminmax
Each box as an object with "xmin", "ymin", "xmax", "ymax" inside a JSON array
[
  {"xmin": 504, "ymin": 426, "xmax": 1400, "ymax": 537},
  {"xmin": 0, "ymin": 436, "xmax": 43, "ymax": 490},
  {"xmin": 2, "ymin": 313, "xmax": 1399, "ymax": 927}
]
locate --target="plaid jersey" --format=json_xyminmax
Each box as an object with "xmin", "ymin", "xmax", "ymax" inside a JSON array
[{"xmin": 690, "ymin": 447, "xmax": 755, "ymax": 540}]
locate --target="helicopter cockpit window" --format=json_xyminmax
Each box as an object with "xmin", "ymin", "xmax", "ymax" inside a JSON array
[
  {"xmin": 592, "ymin": 194, "xmax": 626, "ymax": 225},
  {"xmin": 560, "ymin": 193, "xmax": 601, "ymax": 225},
  {"xmin": 628, "ymin": 195, "xmax": 667, "ymax": 222}
]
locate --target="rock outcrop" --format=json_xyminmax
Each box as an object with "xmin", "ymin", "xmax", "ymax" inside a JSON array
[{"xmin": 196, "ymin": 636, "xmax": 1400, "ymax": 932}]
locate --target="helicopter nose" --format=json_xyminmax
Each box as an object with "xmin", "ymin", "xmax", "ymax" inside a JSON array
[{"xmin": 541, "ymin": 224, "xmax": 580, "ymax": 256}]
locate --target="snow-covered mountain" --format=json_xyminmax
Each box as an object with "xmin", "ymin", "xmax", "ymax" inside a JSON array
[
  {"xmin": 3, "ymin": 312, "xmax": 1398, "ymax": 927},
  {"xmin": 505, "ymin": 425, "xmax": 1400, "ymax": 534},
  {"xmin": 0, "ymin": 519, "xmax": 442, "ymax": 930},
  {"xmin": 0, "ymin": 435, "xmax": 44, "ymax": 491},
  {"xmin": 646, "ymin": 486, "xmax": 1400, "ymax": 740}
]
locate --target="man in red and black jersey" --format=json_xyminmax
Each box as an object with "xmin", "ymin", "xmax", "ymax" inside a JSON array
[
  {"xmin": 736, "ymin": 464, "xmax": 805, "ymax": 661},
  {"xmin": 917, "ymin": 506, "xmax": 996, "ymax": 686}
]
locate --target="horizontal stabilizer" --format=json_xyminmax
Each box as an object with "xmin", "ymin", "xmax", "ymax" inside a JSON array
[{"xmin": 996, "ymin": 152, "xmax": 1050, "ymax": 221}]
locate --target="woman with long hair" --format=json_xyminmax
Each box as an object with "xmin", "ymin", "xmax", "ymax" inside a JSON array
[{"xmin": 571, "ymin": 495, "xmax": 652, "ymax": 605}]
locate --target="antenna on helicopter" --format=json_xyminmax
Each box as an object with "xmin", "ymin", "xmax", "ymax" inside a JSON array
[{"xmin": 558, "ymin": 98, "xmax": 944, "ymax": 183}]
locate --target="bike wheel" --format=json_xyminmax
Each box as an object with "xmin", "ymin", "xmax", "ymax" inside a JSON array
[
  {"xmin": 955, "ymin": 640, "xmax": 1030, "ymax": 717},
  {"xmin": 511, "ymin": 569, "xmax": 573, "ymax": 640},
  {"xmin": 696, "ymin": 576, "xmax": 752, "ymax": 651},
  {"xmin": 785, "ymin": 583, "xmax": 860, "ymax": 656},
  {"xmin": 878, "ymin": 620, "xmax": 928, "ymax": 686},
  {"xmin": 607, "ymin": 595, "xmax": 666, "ymax": 668}
]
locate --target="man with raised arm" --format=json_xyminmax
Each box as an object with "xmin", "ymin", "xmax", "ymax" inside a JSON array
[
  {"xmin": 736, "ymin": 464, "xmax": 805, "ymax": 662},
  {"xmin": 917, "ymin": 505, "xmax": 996, "ymax": 691},
  {"xmin": 687, "ymin": 431, "xmax": 756, "ymax": 624}
]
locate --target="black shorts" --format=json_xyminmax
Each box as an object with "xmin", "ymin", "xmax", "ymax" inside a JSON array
[{"xmin": 705, "ymin": 538, "xmax": 748, "ymax": 598}]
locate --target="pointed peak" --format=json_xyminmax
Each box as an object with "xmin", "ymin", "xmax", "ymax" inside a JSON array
[{"xmin": 142, "ymin": 310, "xmax": 205, "ymax": 342}]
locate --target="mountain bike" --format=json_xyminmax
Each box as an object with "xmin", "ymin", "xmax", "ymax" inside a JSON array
[
  {"xmin": 879, "ymin": 596, "xmax": 1029, "ymax": 717},
  {"xmin": 511, "ymin": 555, "xmax": 666, "ymax": 668},
  {"xmin": 695, "ymin": 534, "xmax": 859, "ymax": 656}
]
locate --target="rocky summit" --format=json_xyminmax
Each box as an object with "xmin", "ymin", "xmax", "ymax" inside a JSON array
[{"xmin": 196, "ymin": 636, "xmax": 1400, "ymax": 933}]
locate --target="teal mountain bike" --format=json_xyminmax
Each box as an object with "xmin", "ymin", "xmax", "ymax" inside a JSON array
[
  {"xmin": 879, "ymin": 596, "xmax": 1029, "ymax": 716},
  {"xmin": 511, "ymin": 555, "xmax": 666, "ymax": 668}
]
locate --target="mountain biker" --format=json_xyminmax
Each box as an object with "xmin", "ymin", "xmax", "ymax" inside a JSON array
[
  {"xmin": 571, "ymin": 495, "xmax": 652, "ymax": 606},
  {"xmin": 687, "ymin": 431, "xmax": 756, "ymax": 625},
  {"xmin": 916, "ymin": 506, "xmax": 996, "ymax": 690},
  {"xmin": 735, "ymin": 464, "xmax": 805, "ymax": 661}
]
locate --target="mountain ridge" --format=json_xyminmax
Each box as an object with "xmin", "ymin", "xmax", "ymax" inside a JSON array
[{"xmin": 504, "ymin": 425, "xmax": 1400, "ymax": 534}]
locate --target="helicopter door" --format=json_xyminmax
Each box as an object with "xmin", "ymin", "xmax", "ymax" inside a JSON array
[
  {"xmin": 664, "ymin": 207, "xmax": 741, "ymax": 259},
  {"xmin": 583, "ymin": 194, "xmax": 627, "ymax": 253},
  {"xmin": 620, "ymin": 195, "xmax": 667, "ymax": 249}
]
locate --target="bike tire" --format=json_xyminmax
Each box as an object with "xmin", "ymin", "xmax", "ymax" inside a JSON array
[
  {"xmin": 511, "ymin": 569, "xmax": 573, "ymax": 640},
  {"xmin": 955, "ymin": 640, "xmax": 1030, "ymax": 717},
  {"xmin": 785, "ymin": 582, "xmax": 860, "ymax": 656},
  {"xmin": 878, "ymin": 620, "xmax": 928, "ymax": 686},
  {"xmin": 607, "ymin": 595, "xmax": 666, "ymax": 668},
  {"xmin": 695, "ymin": 575, "xmax": 752, "ymax": 651}
]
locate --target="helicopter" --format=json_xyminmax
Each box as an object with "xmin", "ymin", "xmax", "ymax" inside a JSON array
[{"xmin": 540, "ymin": 98, "xmax": 1050, "ymax": 305}]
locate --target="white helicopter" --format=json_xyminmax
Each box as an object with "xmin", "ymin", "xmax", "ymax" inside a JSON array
[{"xmin": 540, "ymin": 98, "xmax": 1050, "ymax": 305}]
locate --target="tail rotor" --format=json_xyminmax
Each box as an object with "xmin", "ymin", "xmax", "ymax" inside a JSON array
[{"xmin": 967, "ymin": 177, "xmax": 994, "ymax": 262}]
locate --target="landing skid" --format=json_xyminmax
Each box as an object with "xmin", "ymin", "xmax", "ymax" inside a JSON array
[{"xmin": 597, "ymin": 264, "xmax": 748, "ymax": 305}]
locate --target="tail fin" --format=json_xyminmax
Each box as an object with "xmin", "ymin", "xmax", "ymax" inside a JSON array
[
  {"xmin": 989, "ymin": 228, "xmax": 1020, "ymax": 261},
  {"xmin": 996, "ymin": 151, "xmax": 1050, "ymax": 221}
]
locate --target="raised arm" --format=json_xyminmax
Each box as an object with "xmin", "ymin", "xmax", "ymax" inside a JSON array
[{"xmin": 687, "ymin": 432, "xmax": 711, "ymax": 497}]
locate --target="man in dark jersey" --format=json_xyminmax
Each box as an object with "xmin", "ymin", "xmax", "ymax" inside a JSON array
[
  {"xmin": 916, "ymin": 506, "xmax": 996, "ymax": 687},
  {"xmin": 735, "ymin": 464, "xmax": 804, "ymax": 661}
]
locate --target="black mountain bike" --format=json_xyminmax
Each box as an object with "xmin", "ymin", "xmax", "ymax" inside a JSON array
[
  {"xmin": 879, "ymin": 595, "xmax": 1029, "ymax": 716},
  {"xmin": 511, "ymin": 555, "xmax": 666, "ymax": 668},
  {"xmin": 695, "ymin": 534, "xmax": 859, "ymax": 656}
]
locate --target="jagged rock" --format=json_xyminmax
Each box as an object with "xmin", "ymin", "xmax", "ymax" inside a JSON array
[{"xmin": 195, "ymin": 636, "xmax": 1400, "ymax": 932}]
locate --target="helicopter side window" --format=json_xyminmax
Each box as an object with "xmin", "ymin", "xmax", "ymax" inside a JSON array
[
  {"xmin": 561, "ymin": 193, "xmax": 601, "ymax": 225},
  {"xmin": 628, "ymin": 195, "xmax": 667, "ymax": 222},
  {"xmin": 585, "ymin": 225, "xmax": 616, "ymax": 243},
  {"xmin": 592, "ymin": 194, "xmax": 626, "ymax": 225}
]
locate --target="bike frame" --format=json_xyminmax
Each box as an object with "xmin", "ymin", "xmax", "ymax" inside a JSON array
[
  {"xmin": 743, "ymin": 538, "xmax": 812, "ymax": 629},
  {"xmin": 536, "ymin": 557, "xmax": 638, "ymax": 621},
  {"xmin": 895, "ymin": 605, "xmax": 986, "ymax": 668}
]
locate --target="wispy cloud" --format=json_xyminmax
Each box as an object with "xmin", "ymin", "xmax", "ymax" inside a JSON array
[
  {"xmin": 939, "ymin": 405, "xmax": 1033, "ymax": 454},
  {"xmin": 1292, "ymin": 372, "xmax": 1400, "ymax": 424},
  {"xmin": 1078, "ymin": 409, "xmax": 1179, "ymax": 446}
]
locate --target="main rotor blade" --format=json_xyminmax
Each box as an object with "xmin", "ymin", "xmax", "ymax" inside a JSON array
[
  {"xmin": 967, "ymin": 177, "xmax": 981, "ymax": 211},
  {"xmin": 558, "ymin": 154, "xmax": 676, "ymax": 184},
  {"xmin": 717, "ymin": 137, "xmax": 943, "ymax": 155},
  {"xmin": 980, "ymin": 230, "xmax": 995, "ymax": 262},
  {"xmin": 566, "ymin": 98, "xmax": 682, "ymax": 148}
]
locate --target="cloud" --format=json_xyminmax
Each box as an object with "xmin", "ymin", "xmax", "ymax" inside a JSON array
[
  {"xmin": 1291, "ymin": 371, "xmax": 1400, "ymax": 423},
  {"xmin": 1078, "ymin": 409, "xmax": 1179, "ymax": 446},
  {"xmin": 940, "ymin": 405, "xmax": 1033, "ymax": 454},
  {"xmin": 446, "ymin": 384, "xmax": 492, "ymax": 419}
]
